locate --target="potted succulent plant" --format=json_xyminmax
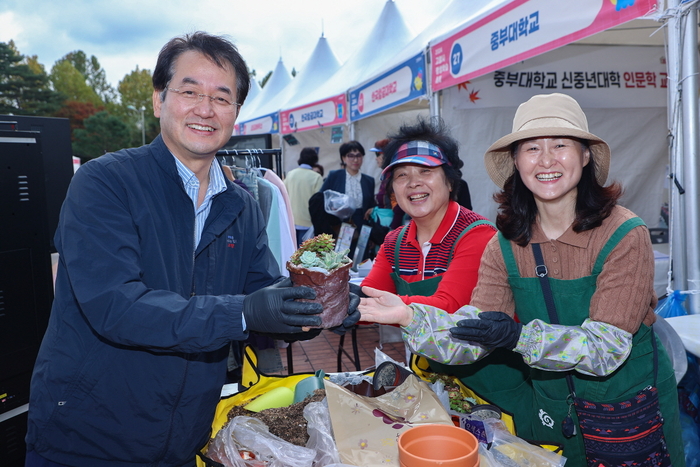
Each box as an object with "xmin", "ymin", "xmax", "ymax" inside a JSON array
[{"xmin": 286, "ymin": 234, "xmax": 353, "ymax": 328}]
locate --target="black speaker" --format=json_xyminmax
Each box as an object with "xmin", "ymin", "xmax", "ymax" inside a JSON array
[
  {"xmin": 0, "ymin": 116, "xmax": 74, "ymax": 253},
  {"xmin": 0, "ymin": 130, "xmax": 54, "ymax": 463}
]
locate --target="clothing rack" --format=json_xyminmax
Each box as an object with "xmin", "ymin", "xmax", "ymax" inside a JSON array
[{"xmin": 216, "ymin": 148, "xmax": 282, "ymax": 177}]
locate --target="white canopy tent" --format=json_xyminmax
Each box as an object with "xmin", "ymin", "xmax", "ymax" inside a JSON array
[
  {"xmin": 276, "ymin": 0, "xmax": 417, "ymax": 175},
  {"xmin": 235, "ymin": 33, "xmax": 342, "ymax": 154},
  {"xmin": 348, "ymin": 0, "xmax": 499, "ymax": 185},
  {"xmin": 235, "ymin": 57, "xmax": 292, "ymax": 134}
]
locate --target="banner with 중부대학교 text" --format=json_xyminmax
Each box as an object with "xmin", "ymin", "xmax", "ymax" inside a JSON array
[
  {"xmin": 445, "ymin": 44, "xmax": 667, "ymax": 109},
  {"xmin": 430, "ymin": 0, "xmax": 656, "ymax": 92}
]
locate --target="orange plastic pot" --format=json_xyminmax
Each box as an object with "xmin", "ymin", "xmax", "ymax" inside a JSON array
[{"xmin": 398, "ymin": 424, "xmax": 479, "ymax": 467}]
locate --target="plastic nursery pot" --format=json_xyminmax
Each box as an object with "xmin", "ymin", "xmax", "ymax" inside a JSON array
[
  {"xmin": 372, "ymin": 361, "xmax": 415, "ymax": 393},
  {"xmin": 286, "ymin": 260, "xmax": 353, "ymax": 328},
  {"xmin": 398, "ymin": 424, "xmax": 479, "ymax": 467}
]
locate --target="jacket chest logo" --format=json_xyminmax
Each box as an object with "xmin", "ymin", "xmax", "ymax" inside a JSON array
[{"xmin": 227, "ymin": 235, "xmax": 236, "ymax": 248}]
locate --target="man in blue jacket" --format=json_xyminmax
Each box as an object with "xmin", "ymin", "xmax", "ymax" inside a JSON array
[{"xmin": 25, "ymin": 32, "xmax": 359, "ymax": 467}]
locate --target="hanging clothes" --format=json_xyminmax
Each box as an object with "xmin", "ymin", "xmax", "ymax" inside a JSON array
[
  {"xmin": 258, "ymin": 177, "xmax": 294, "ymax": 276},
  {"xmin": 262, "ymin": 168, "xmax": 296, "ymax": 245}
]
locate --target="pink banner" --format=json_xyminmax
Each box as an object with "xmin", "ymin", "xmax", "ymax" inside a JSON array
[
  {"xmin": 280, "ymin": 94, "xmax": 347, "ymax": 134},
  {"xmin": 430, "ymin": 0, "xmax": 656, "ymax": 92}
]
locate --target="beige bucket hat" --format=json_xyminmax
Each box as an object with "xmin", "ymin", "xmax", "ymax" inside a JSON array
[{"xmin": 484, "ymin": 93, "xmax": 610, "ymax": 189}]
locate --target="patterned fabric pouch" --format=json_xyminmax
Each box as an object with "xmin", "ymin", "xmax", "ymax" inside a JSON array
[{"xmin": 572, "ymin": 384, "xmax": 670, "ymax": 467}]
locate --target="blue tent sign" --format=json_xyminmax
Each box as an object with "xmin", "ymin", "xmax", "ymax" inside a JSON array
[
  {"xmin": 349, "ymin": 52, "xmax": 426, "ymax": 121},
  {"xmin": 238, "ymin": 111, "xmax": 280, "ymax": 135}
]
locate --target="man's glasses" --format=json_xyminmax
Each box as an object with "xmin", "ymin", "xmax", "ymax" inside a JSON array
[
  {"xmin": 344, "ymin": 154, "xmax": 364, "ymax": 159},
  {"xmin": 167, "ymin": 88, "xmax": 240, "ymax": 114}
]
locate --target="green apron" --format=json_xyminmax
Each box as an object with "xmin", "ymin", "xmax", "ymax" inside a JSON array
[
  {"xmin": 390, "ymin": 220, "xmax": 535, "ymax": 432},
  {"xmin": 499, "ymin": 217, "xmax": 684, "ymax": 466}
]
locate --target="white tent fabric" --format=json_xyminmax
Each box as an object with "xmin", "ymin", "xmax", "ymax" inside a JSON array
[
  {"xmin": 243, "ymin": 78, "xmax": 262, "ymax": 109},
  {"xmin": 240, "ymin": 34, "xmax": 342, "ymax": 127},
  {"xmin": 439, "ymin": 43, "xmax": 668, "ymax": 228},
  {"xmin": 279, "ymin": 0, "xmax": 419, "ymax": 176},
  {"xmin": 345, "ymin": 0, "xmax": 499, "ymax": 186},
  {"xmin": 282, "ymin": 0, "xmax": 415, "ymax": 114},
  {"xmin": 237, "ymin": 57, "xmax": 292, "ymax": 122}
]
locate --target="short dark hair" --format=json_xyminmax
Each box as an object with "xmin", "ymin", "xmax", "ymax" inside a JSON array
[
  {"xmin": 382, "ymin": 117, "xmax": 463, "ymax": 202},
  {"xmin": 339, "ymin": 140, "xmax": 365, "ymax": 158},
  {"xmin": 298, "ymin": 147, "xmax": 319, "ymax": 166},
  {"xmin": 495, "ymin": 140, "xmax": 622, "ymax": 246},
  {"xmin": 313, "ymin": 164, "xmax": 324, "ymax": 177},
  {"xmin": 152, "ymin": 31, "xmax": 250, "ymax": 106}
]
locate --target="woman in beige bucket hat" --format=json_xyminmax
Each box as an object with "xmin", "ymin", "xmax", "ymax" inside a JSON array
[{"xmin": 359, "ymin": 94, "xmax": 684, "ymax": 466}]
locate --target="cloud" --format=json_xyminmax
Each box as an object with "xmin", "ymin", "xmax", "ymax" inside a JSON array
[{"xmin": 1, "ymin": 0, "xmax": 452, "ymax": 87}]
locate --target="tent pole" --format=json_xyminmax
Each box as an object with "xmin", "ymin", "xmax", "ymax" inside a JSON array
[
  {"xmin": 430, "ymin": 89, "xmax": 441, "ymax": 121},
  {"xmin": 680, "ymin": 5, "xmax": 700, "ymax": 314},
  {"xmin": 666, "ymin": 0, "xmax": 688, "ymax": 299}
]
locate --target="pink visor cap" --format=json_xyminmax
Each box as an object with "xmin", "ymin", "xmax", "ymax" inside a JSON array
[{"xmin": 380, "ymin": 140, "xmax": 450, "ymax": 180}]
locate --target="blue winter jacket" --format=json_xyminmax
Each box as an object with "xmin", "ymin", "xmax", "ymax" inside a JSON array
[{"xmin": 26, "ymin": 135, "xmax": 281, "ymax": 466}]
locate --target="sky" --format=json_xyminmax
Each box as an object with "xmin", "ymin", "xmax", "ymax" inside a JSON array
[{"xmin": 0, "ymin": 0, "xmax": 453, "ymax": 89}]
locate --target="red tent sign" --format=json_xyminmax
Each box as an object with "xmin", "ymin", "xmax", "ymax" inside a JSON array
[{"xmin": 430, "ymin": 0, "xmax": 656, "ymax": 92}]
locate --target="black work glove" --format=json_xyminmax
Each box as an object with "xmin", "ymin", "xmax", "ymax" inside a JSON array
[
  {"xmin": 243, "ymin": 280, "xmax": 323, "ymax": 334},
  {"xmin": 450, "ymin": 311, "xmax": 523, "ymax": 350},
  {"xmin": 331, "ymin": 292, "xmax": 361, "ymax": 335},
  {"xmin": 349, "ymin": 282, "xmax": 367, "ymax": 298}
]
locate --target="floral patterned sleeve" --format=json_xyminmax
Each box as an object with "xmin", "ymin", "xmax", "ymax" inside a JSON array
[
  {"xmin": 515, "ymin": 318, "xmax": 633, "ymax": 376},
  {"xmin": 402, "ymin": 303, "xmax": 491, "ymax": 364},
  {"xmin": 402, "ymin": 304, "xmax": 633, "ymax": 376}
]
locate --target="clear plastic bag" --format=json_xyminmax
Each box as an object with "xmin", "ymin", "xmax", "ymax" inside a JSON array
[
  {"xmin": 483, "ymin": 418, "xmax": 566, "ymax": 467},
  {"xmin": 207, "ymin": 416, "xmax": 316, "ymax": 467},
  {"xmin": 304, "ymin": 399, "xmax": 342, "ymax": 466},
  {"xmin": 323, "ymin": 190, "xmax": 356, "ymax": 220}
]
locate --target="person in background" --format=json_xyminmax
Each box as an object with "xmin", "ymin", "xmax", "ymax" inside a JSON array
[
  {"xmin": 358, "ymin": 118, "xmax": 496, "ymax": 316},
  {"xmin": 25, "ymin": 31, "xmax": 359, "ymax": 467},
  {"xmin": 370, "ymin": 138, "xmax": 390, "ymax": 171},
  {"xmin": 370, "ymin": 138, "xmax": 406, "ymax": 229},
  {"xmin": 312, "ymin": 163, "xmax": 324, "ymax": 177},
  {"xmin": 319, "ymin": 140, "xmax": 376, "ymax": 258},
  {"xmin": 284, "ymin": 147, "xmax": 323, "ymax": 246},
  {"xmin": 359, "ymin": 94, "xmax": 684, "ymax": 466},
  {"xmin": 456, "ymin": 177, "xmax": 473, "ymax": 210}
]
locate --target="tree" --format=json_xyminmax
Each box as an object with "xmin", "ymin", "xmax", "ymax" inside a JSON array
[
  {"xmin": 54, "ymin": 100, "xmax": 103, "ymax": 134},
  {"xmin": 63, "ymin": 51, "xmax": 116, "ymax": 103},
  {"xmin": 118, "ymin": 66, "xmax": 158, "ymax": 145},
  {"xmin": 0, "ymin": 41, "xmax": 65, "ymax": 115},
  {"xmin": 50, "ymin": 59, "xmax": 103, "ymax": 107},
  {"xmin": 73, "ymin": 111, "xmax": 131, "ymax": 160},
  {"xmin": 259, "ymin": 70, "xmax": 273, "ymax": 88}
]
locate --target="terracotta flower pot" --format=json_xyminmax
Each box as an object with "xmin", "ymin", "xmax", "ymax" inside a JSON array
[
  {"xmin": 398, "ymin": 424, "xmax": 480, "ymax": 467},
  {"xmin": 286, "ymin": 260, "xmax": 353, "ymax": 328}
]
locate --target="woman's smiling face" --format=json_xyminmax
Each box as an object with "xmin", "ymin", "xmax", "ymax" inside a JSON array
[
  {"xmin": 514, "ymin": 137, "xmax": 590, "ymax": 206},
  {"xmin": 392, "ymin": 163, "xmax": 451, "ymax": 223}
]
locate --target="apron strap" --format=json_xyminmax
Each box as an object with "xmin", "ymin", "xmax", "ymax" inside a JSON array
[
  {"xmin": 498, "ymin": 231, "xmax": 521, "ymax": 278},
  {"xmin": 447, "ymin": 219, "xmax": 495, "ymax": 264},
  {"xmin": 592, "ymin": 217, "xmax": 645, "ymax": 275},
  {"xmin": 392, "ymin": 224, "xmax": 411, "ymax": 276}
]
